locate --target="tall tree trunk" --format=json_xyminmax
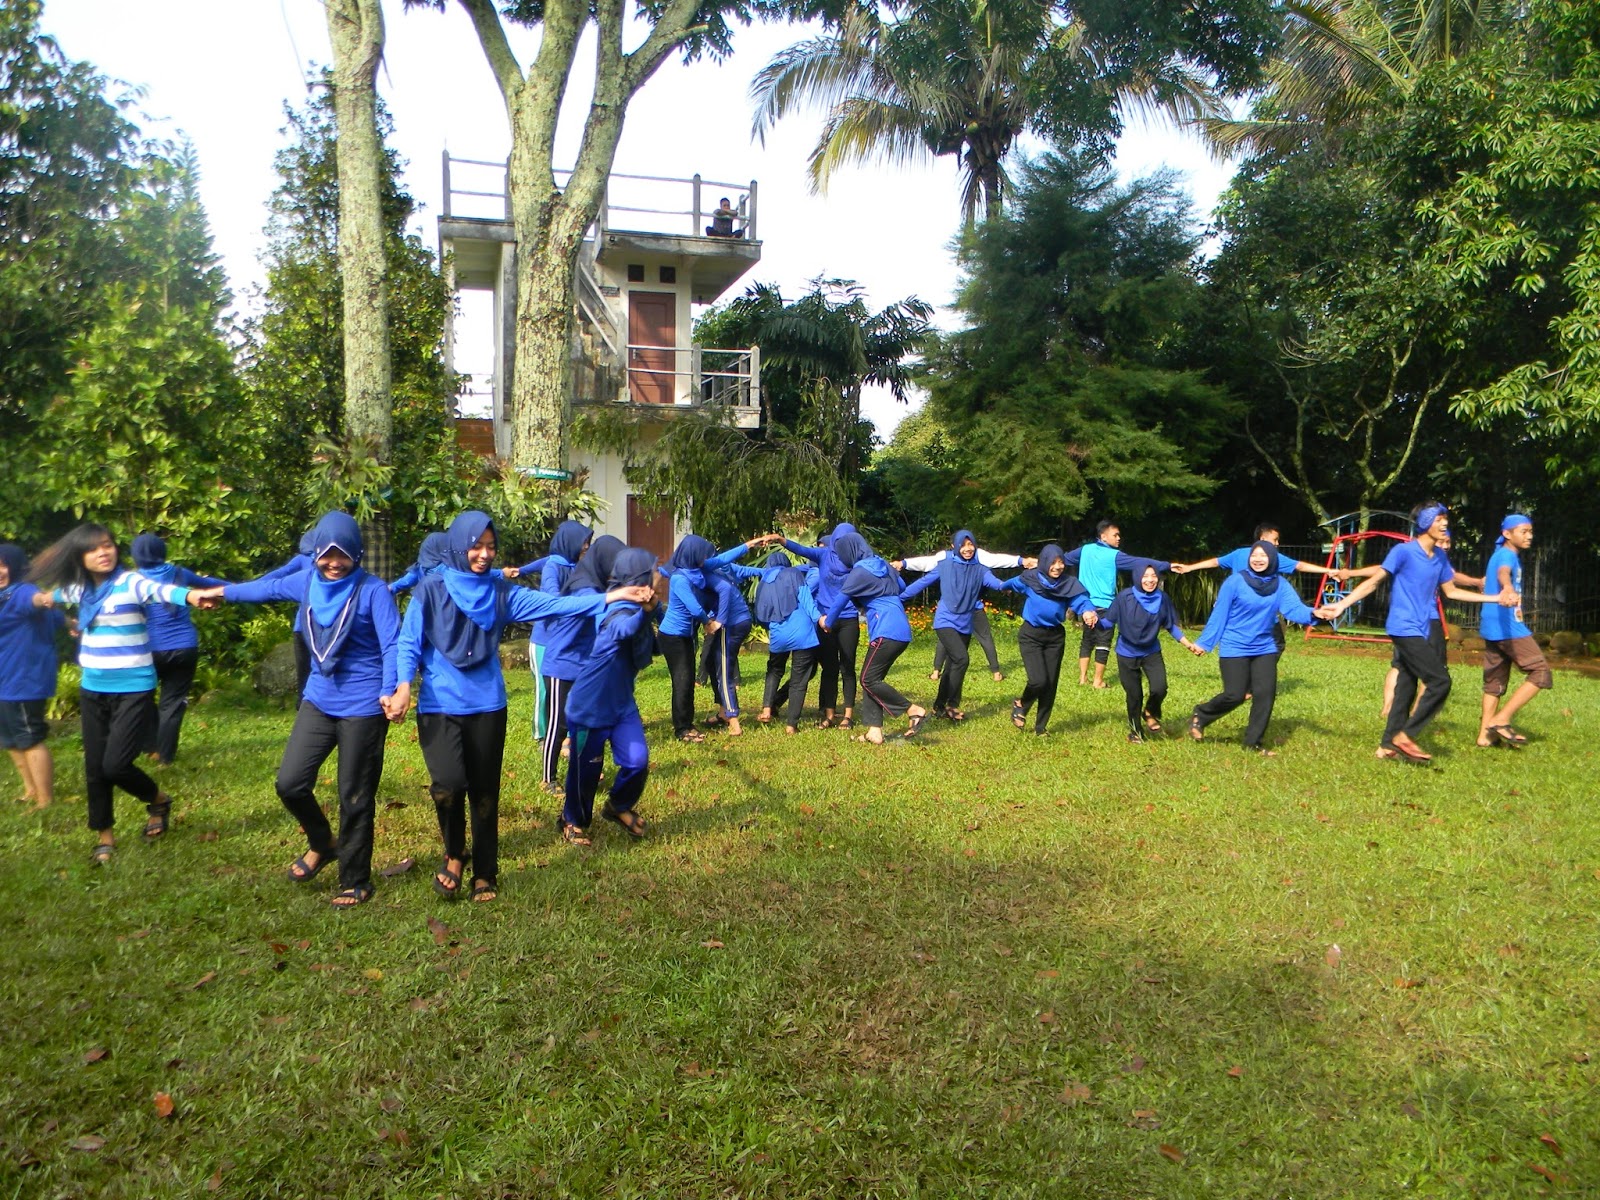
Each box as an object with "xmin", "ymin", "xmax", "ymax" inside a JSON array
[{"xmin": 327, "ymin": 0, "xmax": 393, "ymax": 576}]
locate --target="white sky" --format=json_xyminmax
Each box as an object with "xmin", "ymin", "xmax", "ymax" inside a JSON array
[{"xmin": 40, "ymin": 0, "xmax": 1237, "ymax": 437}]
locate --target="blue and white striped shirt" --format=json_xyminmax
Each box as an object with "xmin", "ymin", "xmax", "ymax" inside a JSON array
[{"xmin": 55, "ymin": 570, "xmax": 191, "ymax": 693}]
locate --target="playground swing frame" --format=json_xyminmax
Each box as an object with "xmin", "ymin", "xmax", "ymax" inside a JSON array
[{"xmin": 1304, "ymin": 514, "xmax": 1448, "ymax": 645}]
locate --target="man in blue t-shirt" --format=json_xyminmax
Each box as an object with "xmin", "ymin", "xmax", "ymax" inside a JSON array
[
  {"xmin": 1476, "ymin": 514, "xmax": 1550, "ymax": 748},
  {"xmin": 1326, "ymin": 502, "xmax": 1518, "ymax": 763},
  {"xmin": 1062, "ymin": 520, "xmax": 1170, "ymax": 689}
]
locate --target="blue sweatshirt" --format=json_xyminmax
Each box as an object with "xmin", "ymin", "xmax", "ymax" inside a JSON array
[
  {"xmin": 565, "ymin": 603, "xmax": 654, "ymax": 729},
  {"xmin": 785, "ymin": 539, "xmax": 858, "ymax": 620},
  {"xmin": 658, "ymin": 571, "xmax": 715, "ymax": 638},
  {"xmin": 0, "ymin": 585, "xmax": 64, "ymax": 702},
  {"xmin": 224, "ymin": 572, "xmax": 399, "ymax": 718},
  {"xmin": 825, "ymin": 570, "xmax": 911, "ymax": 642},
  {"xmin": 1063, "ymin": 542, "xmax": 1171, "ymax": 609},
  {"xmin": 140, "ymin": 565, "xmax": 225, "ymax": 652},
  {"xmin": 999, "ymin": 576, "xmax": 1096, "ymax": 629},
  {"xmin": 1100, "ymin": 587, "xmax": 1186, "ymax": 658},
  {"xmin": 1217, "ymin": 546, "xmax": 1295, "ymax": 577},
  {"xmin": 397, "ymin": 584, "xmax": 606, "ymax": 715},
  {"xmin": 900, "ymin": 564, "xmax": 1007, "ymax": 634},
  {"xmin": 767, "ymin": 587, "xmax": 822, "ymax": 653},
  {"xmin": 1196, "ymin": 575, "xmax": 1315, "ymax": 658},
  {"xmin": 711, "ymin": 563, "xmax": 760, "ymax": 630}
]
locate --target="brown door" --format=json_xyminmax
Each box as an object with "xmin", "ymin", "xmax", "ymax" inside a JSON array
[
  {"xmin": 627, "ymin": 496, "xmax": 676, "ymax": 565},
  {"xmin": 628, "ymin": 291, "xmax": 675, "ymax": 404}
]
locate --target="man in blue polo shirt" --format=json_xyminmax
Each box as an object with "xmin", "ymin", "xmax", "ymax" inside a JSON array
[
  {"xmin": 1326, "ymin": 501, "xmax": 1518, "ymax": 763},
  {"xmin": 1476, "ymin": 514, "xmax": 1550, "ymax": 748},
  {"xmin": 1062, "ymin": 521, "xmax": 1170, "ymax": 689}
]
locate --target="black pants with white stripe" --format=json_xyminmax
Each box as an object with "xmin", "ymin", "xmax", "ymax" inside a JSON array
[{"xmin": 538, "ymin": 676, "xmax": 574, "ymax": 786}]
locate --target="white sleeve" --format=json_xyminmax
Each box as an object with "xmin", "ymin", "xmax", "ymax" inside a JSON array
[
  {"xmin": 901, "ymin": 552, "xmax": 944, "ymax": 572},
  {"xmin": 976, "ymin": 548, "xmax": 1022, "ymax": 568}
]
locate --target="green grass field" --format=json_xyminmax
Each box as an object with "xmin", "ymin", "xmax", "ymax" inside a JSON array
[{"xmin": 2, "ymin": 635, "xmax": 1596, "ymax": 1198}]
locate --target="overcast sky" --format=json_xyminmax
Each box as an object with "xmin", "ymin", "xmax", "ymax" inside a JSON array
[{"xmin": 41, "ymin": 0, "xmax": 1237, "ymax": 436}]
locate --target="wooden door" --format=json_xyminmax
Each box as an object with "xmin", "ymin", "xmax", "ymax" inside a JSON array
[
  {"xmin": 627, "ymin": 496, "xmax": 676, "ymax": 565},
  {"xmin": 628, "ymin": 291, "xmax": 675, "ymax": 405}
]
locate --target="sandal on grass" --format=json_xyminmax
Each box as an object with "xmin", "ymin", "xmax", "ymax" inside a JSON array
[
  {"xmin": 432, "ymin": 859, "xmax": 463, "ymax": 900},
  {"xmin": 601, "ymin": 802, "xmax": 647, "ymax": 840},
  {"xmin": 561, "ymin": 822, "xmax": 592, "ymax": 847},
  {"xmin": 288, "ymin": 850, "xmax": 336, "ymax": 883},
  {"xmin": 678, "ymin": 730, "xmax": 706, "ymax": 744},
  {"xmin": 1011, "ymin": 700, "xmax": 1026, "ymax": 730},
  {"xmin": 852, "ymin": 732, "xmax": 885, "ymax": 746},
  {"xmin": 90, "ymin": 842, "xmax": 113, "ymax": 866},
  {"xmin": 1188, "ymin": 714, "xmax": 1204, "ymax": 742},
  {"xmin": 943, "ymin": 707, "xmax": 966, "ymax": 722},
  {"xmin": 838, "ymin": 716, "xmax": 854, "ymax": 730},
  {"xmin": 818, "ymin": 716, "xmax": 836, "ymax": 729},
  {"xmin": 1489, "ymin": 725, "xmax": 1527, "ymax": 747},
  {"xmin": 330, "ymin": 885, "xmax": 372, "ymax": 908},
  {"xmin": 142, "ymin": 796, "xmax": 172, "ymax": 841},
  {"xmin": 470, "ymin": 879, "xmax": 497, "ymax": 903},
  {"xmin": 903, "ymin": 711, "xmax": 929, "ymax": 739},
  {"xmin": 1143, "ymin": 712, "xmax": 1163, "ymax": 734}
]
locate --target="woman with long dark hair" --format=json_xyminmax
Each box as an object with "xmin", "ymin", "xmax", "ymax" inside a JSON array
[{"xmin": 30, "ymin": 523, "xmax": 213, "ymax": 861}]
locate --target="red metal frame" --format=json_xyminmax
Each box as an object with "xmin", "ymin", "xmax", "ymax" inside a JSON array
[{"xmin": 1304, "ymin": 530, "xmax": 1448, "ymax": 644}]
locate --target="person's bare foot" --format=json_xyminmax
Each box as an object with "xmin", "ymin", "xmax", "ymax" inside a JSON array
[
  {"xmin": 757, "ymin": 708, "xmax": 772, "ymax": 723},
  {"xmin": 725, "ymin": 716, "xmax": 743, "ymax": 736},
  {"xmin": 784, "ymin": 725, "xmax": 797, "ymax": 735}
]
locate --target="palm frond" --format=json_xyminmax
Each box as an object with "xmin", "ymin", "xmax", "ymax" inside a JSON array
[{"xmin": 807, "ymin": 96, "xmax": 936, "ymax": 193}]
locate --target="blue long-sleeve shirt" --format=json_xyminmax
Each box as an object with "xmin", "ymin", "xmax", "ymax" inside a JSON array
[
  {"xmin": 1062, "ymin": 542, "xmax": 1170, "ymax": 609},
  {"xmin": 0, "ymin": 584, "xmax": 64, "ymax": 702},
  {"xmin": 900, "ymin": 566, "xmax": 1007, "ymax": 634},
  {"xmin": 1100, "ymin": 588, "xmax": 1187, "ymax": 658},
  {"xmin": 565, "ymin": 604, "xmax": 654, "ymax": 729},
  {"xmin": 711, "ymin": 563, "xmax": 760, "ymax": 629},
  {"xmin": 223, "ymin": 572, "xmax": 399, "ymax": 718},
  {"xmin": 999, "ymin": 577, "xmax": 1096, "ymax": 629},
  {"xmin": 142, "ymin": 565, "xmax": 225, "ymax": 652},
  {"xmin": 825, "ymin": 570, "xmax": 911, "ymax": 643},
  {"xmin": 766, "ymin": 587, "xmax": 822, "ymax": 653},
  {"xmin": 397, "ymin": 584, "xmax": 606, "ymax": 715},
  {"xmin": 658, "ymin": 571, "xmax": 715, "ymax": 638},
  {"xmin": 1196, "ymin": 575, "xmax": 1315, "ymax": 658},
  {"xmin": 785, "ymin": 539, "xmax": 858, "ymax": 620}
]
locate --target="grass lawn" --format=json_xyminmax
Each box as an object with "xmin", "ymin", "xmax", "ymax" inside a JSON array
[{"xmin": 2, "ymin": 633, "xmax": 1597, "ymax": 1198}]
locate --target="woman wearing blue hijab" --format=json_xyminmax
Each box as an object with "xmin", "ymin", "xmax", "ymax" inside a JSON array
[
  {"xmin": 207, "ymin": 513, "xmax": 402, "ymax": 904},
  {"xmin": 899, "ymin": 530, "xmax": 1009, "ymax": 721},
  {"xmin": 820, "ymin": 531, "xmax": 928, "ymax": 743},
  {"xmin": 391, "ymin": 511, "xmax": 652, "ymax": 900},
  {"xmin": 530, "ymin": 519, "xmax": 591, "ymax": 785},
  {"xmin": 0, "ymin": 544, "xmax": 64, "ymax": 809},
  {"xmin": 995, "ymin": 544, "xmax": 1098, "ymax": 734},
  {"xmin": 1099, "ymin": 561, "xmax": 1200, "ymax": 742},
  {"xmin": 784, "ymin": 524, "xmax": 860, "ymax": 728}
]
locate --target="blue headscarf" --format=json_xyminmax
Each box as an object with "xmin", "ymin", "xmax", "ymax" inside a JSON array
[
  {"xmin": 1495, "ymin": 513, "xmax": 1532, "ymax": 548},
  {"xmin": 668, "ymin": 534, "xmax": 718, "ymax": 609},
  {"xmin": 832, "ymin": 531, "xmax": 902, "ymax": 602},
  {"xmin": 301, "ymin": 512, "xmax": 367, "ymax": 674},
  {"xmin": 1240, "ymin": 540, "xmax": 1281, "ymax": 598},
  {"xmin": 753, "ymin": 550, "xmax": 806, "ymax": 626},
  {"xmin": 820, "ymin": 522, "xmax": 855, "ymax": 593},
  {"xmin": 548, "ymin": 520, "xmax": 591, "ymax": 567},
  {"xmin": 933, "ymin": 529, "xmax": 986, "ymax": 614},
  {"xmin": 564, "ymin": 534, "xmax": 625, "ymax": 595},
  {"xmin": 1018, "ymin": 543, "xmax": 1088, "ymax": 603},
  {"xmin": 1120, "ymin": 559, "xmax": 1169, "ymax": 643},
  {"xmin": 1414, "ymin": 504, "xmax": 1447, "ymax": 535},
  {"xmin": 131, "ymin": 533, "xmax": 176, "ymax": 585},
  {"xmin": 0, "ymin": 544, "xmax": 27, "ymax": 602},
  {"xmin": 298, "ymin": 528, "xmax": 315, "ymax": 556},
  {"xmin": 604, "ymin": 547, "xmax": 659, "ymax": 671},
  {"xmin": 418, "ymin": 510, "xmax": 506, "ymax": 670},
  {"xmin": 415, "ymin": 532, "xmax": 449, "ymax": 572}
]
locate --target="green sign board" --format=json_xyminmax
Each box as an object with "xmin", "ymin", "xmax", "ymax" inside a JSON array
[{"xmin": 518, "ymin": 466, "xmax": 573, "ymax": 482}]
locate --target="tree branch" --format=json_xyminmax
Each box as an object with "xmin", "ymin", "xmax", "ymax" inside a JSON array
[
  {"xmin": 621, "ymin": 0, "xmax": 702, "ymax": 97},
  {"xmin": 454, "ymin": 0, "xmax": 524, "ymax": 104}
]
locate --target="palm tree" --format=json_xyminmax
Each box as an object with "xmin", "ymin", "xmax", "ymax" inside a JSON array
[
  {"xmin": 1196, "ymin": 0, "xmax": 1514, "ymax": 154},
  {"xmin": 751, "ymin": 0, "xmax": 1234, "ymax": 225}
]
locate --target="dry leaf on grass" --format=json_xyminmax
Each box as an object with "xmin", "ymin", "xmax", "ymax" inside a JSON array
[
  {"xmin": 1324, "ymin": 945, "xmax": 1342, "ymax": 968},
  {"xmin": 380, "ymin": 1097, "xmax": 402, "ymax": 1114},
  {"xmin": 1038, "ymin": 1011, "xmax": 1056, "ymax": 1025},
  {"xmin": 1159, "ymin": 1144, "xmax": 1185, "ymax": 1164},
  {"xmin": 1059, "ymin": 1083, "xmax": 1092, "ymax": 1105},
  {"xmin": 362, "ymin": 968, "xmax": 383, "ymax": 981},
  {"xmin": 82, "ymin": 1048, "xmax": 108, "ymax": 1064},
  {"xmin": 1227, "ymin": 1065, "xmax": 1244, "ymax": 1078},
  {"xmin": 426, "ymin": 916, "xmax": 449, "ymax": 946},
  {"xmin": 1120, "ymin": 1055, "xmax": 1146, "ymax": 1074},
  {"xmin": 153, "ymin": 1092, "xmax": 174, "ymax": 1119},
  {"xmin": 190, "ymin": 971, "xmax": 217, "ymax": 990},
  {"xmin": 380, "ymin": 858, "xmax": 416, "ymax": 877},
  {"xmin": 70, "ymin": 1135, "xmax": 106, "ymax": 1152},
  {"xmin": 1526, "ymin": 1162, "xmax": 1568, "ymax": 1184},
  {"xmin": 700, "ymin": 939, "xmax": 725, "ymax": 949},
  {"xmin": 1538, "ymin": 1133, "xmax": 1562, "ymax": 1157}
]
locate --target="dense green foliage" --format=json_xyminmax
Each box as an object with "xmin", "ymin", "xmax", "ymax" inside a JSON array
[{"xmin": 4, "ymin": 649, "xmax": 1598, "ymax": 1195}]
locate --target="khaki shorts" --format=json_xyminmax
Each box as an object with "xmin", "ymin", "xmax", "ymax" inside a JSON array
[{"xmin": 1481, "ymin": 636, "xmax": 1552, "ymax": 696}]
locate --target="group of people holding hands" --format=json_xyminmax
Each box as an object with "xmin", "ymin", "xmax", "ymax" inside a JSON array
[{"xmin": 0, "ymin": 500, "xmax": 1545, "ymax": 909}]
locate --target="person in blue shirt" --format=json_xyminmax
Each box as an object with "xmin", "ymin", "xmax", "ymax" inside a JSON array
[
  {"xmin": 389, "ymin": 511, "xmax": 650, "ymax": 901},
  {"xmin": 200, "ymin": 513, "xmax": 401, "ymax": 905},
  {"xmin": 536, "ymin": 535, "xmax": 624, "ymax": 799},
  {"xmin": 1190, "ymin": 541, "xmax": 1336, "ymax": 754},
  {"xmin": 995, "ymin": 544, "xmax": 1097, "ymax": 734},
  {"xmin": 1099, "ymin": 561, "xmax": 1201, "ymax": 742},
  {"xmin": 253, "ymin": 527, "xmax": 317, "ymax": 699},
  {"xmin": 1171, "ymin": 522, "xmax": 1344, "ymax": 653},
  {"xmin": 1063, "ymin": 521, "xmax": 1171, "ymax": 689},
  {"xmin": 702, "ymin": 545, "xmax": 769, "ymax": 736},
  {"xmin": 785, "ymin": 525, "xmax": 860, "ymax": 729},
  {"xmin": 1326, "ymin": 503, "xmax": 1516, "ymax": 762},
  {"xmin": 899, "ymin": 530, "xmax": 1009, "ymax": 721},
  {"xmin": 1476, "ymin": 515, "xmax": 1549, "ymax": 748},
  {"xmin": 657, "ymin": 535, "xmax": 721, "ymax": 743},
  {"xmin": 752, "ymin": 550, "xmax": 823, "ymax": 734},
  {"xmin": 130, "ymin": 533, "xmax": 224, "ymax": 766},
  {"xmin": 0, "ymin": 544, "xmax": 64, "ymax": 809},
  {"xmin": 821, "ymin": 531, "xmax": 927, "ymax": 744},
  {"xmin": 528, "ymin": 520, "xmax": 592, "ymax": 789},
  {"xmin": 561, "ymin": 547, "xmax": 662, "ymax": 846}
]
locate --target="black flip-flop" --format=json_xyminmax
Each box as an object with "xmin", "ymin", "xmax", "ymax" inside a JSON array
[
  {"xmin": 1011, "ymin": 700, "xmax": 1026, "ymax": 730},
  {"xmin": 903, "ymin": 712, "xmax": 929, "ymax": 739},
  {"xmin": 142, "ymin": 798, "xmax": 171, "ymax": 841},
  {"xmin": 330, "ymin": 886, "xmax": 372, "ymax": 908},
  {"xmin": 287, "ymin": 851, "xmax": 336, "ymax": 883},
  {"xmin": 601, "ymin": 802, "xmax": 647, "ymax": 840},
  {"xmin": 432, "ymin": 860, "xmax": 463, "ymax": 899}
]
